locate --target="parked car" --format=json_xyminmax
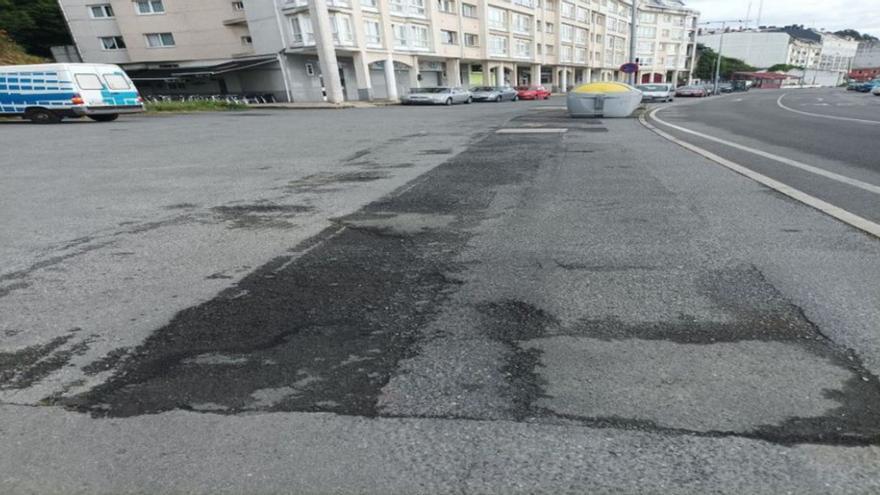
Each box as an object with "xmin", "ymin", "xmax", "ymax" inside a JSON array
[
  {"xmin": 846, "ymin": 81, "xmax": 862, "ymax": 91},
  {"xmin": 636, "ymin": 83, "xmax": 674, "ymax": 102},
  {"xmin": 515, "ymin": 85, "xmax": 552, "ymax": 100},
  {"xmin": 400, "ymin": 87, "xmax": 472, "ymax": 105},
  {"xmin": 675, "ymin": 85, "xmax": 709, "ymax": 97},
  {"xmin": 718, "ymin": 82, "xmax": 734, "ymax": 93},
  {"xmin": 471, "ymin": 86, "xmax": 519, "ymax": 102},
  {"xmin": 873, "ymin": 86, "xmax": 880, "ymax": 96},
  {"xmin": 0, "ymin": 63, "xmax": 144, "ymax": 123},
  {"xmin": 854, "ymin": 80, "xmax": 880, "ymax": 92}
]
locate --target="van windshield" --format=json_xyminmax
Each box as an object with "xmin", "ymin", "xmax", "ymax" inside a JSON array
[{"xmin": 75, "ymin": 73, "xmax": 104, "ymax": 90}]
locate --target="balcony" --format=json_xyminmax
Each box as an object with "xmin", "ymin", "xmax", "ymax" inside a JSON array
[{"xmin": 223, "ymin": 14, "xmax": 248, "ymax": 25}]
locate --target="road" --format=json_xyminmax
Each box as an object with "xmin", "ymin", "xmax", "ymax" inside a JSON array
[
  {"xmin": 2, "ymin": 97, "xmax": 880, "ymax": 494},
  {"xmin": 647, "ymin": 88, "xmax": 880, "ymax": 225}
]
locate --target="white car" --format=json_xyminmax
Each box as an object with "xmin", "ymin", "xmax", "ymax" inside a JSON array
[
  {"xmin": 873, "ymin": 86, "xmax": 880, "ymax": 96},
  {"xmin": 401, "ymin": 87, "xmax": 472, "ymax": 105},
  {"xmin": 636, "ymin": 83, "xmax": 675, "ymax": 103}
]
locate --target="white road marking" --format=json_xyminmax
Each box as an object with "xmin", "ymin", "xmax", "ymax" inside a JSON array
[
  {"xmin": 496, "ymin": 128, "xmax": 568, "ymax": 134},
  {"xmin": 648, "ymin": 107, "xmax": 880, "ymax": 196},
  {"xmin": 777, "ymin": 94, "xmax": 880, "ymax": 125},
  {"xmin": 639, "ymin": 112, "xmax": 880, "ymax": 239}
]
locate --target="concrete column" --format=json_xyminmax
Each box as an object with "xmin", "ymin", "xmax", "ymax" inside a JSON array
[
  {"xmin": 552, "ymin": 66, "xmax": 560, "ymax": 91},
  {"xmin": 531, "ymin": 64, "xmax": 541, "ymax": 85},
  {"xmin": 560, "ymin": 68, "xmax": 568, "ymax": 92},
  {"xmin": 671, "ymin": 70, "xmax": 680, "ymax": 88},
  {"xmin": 309, "ymin": 0, "xmax": 344, "ymax": 103},
  {"xmin": 384, "ymin": 55, "xmax": 398, "ymax": 100},
  {"xmin": 495, "ymin": 64, "xmax": 504, "ymax": 86},
  {"xmin": 446, "ymin": 58, "xmax": 462, "ymax": 86},
  {"xmin": 353, "ymin": 52, "xmax": 373, "ymax": 101},
  {"xmin": 512, "ymin": 65, "xmax": 519, "ymax": 86},
  {"xmin": 410, "ymin": 56, "xmax": 421, "ymax": 88}
]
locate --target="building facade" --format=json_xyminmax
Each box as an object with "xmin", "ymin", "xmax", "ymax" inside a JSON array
[
  {"xmin": 852, "ymin": 40, "xmax": 880, "ymax": 79},
  {"xmin": 58, "ymin": 0, "xmax": 698, "ymax": 102},
  {"xmin": 634, "ymin": 0, "xmax": 697, "ymax": 86}
]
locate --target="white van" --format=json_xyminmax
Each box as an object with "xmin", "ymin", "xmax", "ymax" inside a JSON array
[{"xmin": 0, "ymin": 63, "xmax": 144, "ymax": 123}]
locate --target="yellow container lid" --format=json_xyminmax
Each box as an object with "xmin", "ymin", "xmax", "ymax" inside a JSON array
[{"xmin": 570, "ymin": 82, "xmax": 634, "ymax": 94}]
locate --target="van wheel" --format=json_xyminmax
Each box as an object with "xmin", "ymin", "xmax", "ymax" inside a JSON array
[
  {"xmin": 88, "ymin": 114, "xmax": 119, "ymax": 122},
  {"xmin": 25, "ymin": 108, "xmax": 61, "ymax": 124}
]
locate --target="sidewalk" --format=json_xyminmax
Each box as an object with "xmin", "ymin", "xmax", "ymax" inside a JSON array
[{"xmin": 251, "ymin": 100, "xmax": 398, "ymax": 110}]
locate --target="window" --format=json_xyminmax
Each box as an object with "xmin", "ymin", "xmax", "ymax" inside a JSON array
[
  {"xmin": 514, "ymin": 38, "xmax": 530, "ymax": 58},
  {"xmin": 75, "ymin": 73, "xmax": 104, "ymax": 90},
  {"xmin": 437, "ymin": 0, "xmax": 455, "ymax": 13},
  {"xmin": 241, "ymin": 35, "xmax": 253, "ymax": 45},
  {"xmin": 393, "ymin": 23, "xmax": 429, "ymax": 49},
  {"xmin": 575, "ymin": 49, "xmax": 586, "ymax": 63},
  {"xmin": 512, "ymin": 13, "xmax": 530, "ymax": 34},
  {"xmin": 536, "ymin": 43, "xmax": 541, "ymax": 54},
  {"xmin": 637, "ymin": 26, "xmax": 656, "ymax": 38},
  {"xmin": 136, "ymin": 0, "xmax": 165, "ymax": 14},
  {"xmin": 639, "ymin": 12, "xmax": 656, "ymax": 24},
  {"xmin": 290, "ymin": 15, "xmax": 314, "ymax": 44},
  {"xmin": 576, "ymin": 7, "xmax": 588, "ymax": 23},
  {"xmin": 232, "ymin": 1, "xmax": 245, "ymax": 10},
  {"xmin": 89, "ymin": 4, "xmax": 114, "ymax": 18},
  {"xmin": 361, "ymin": 0, "xmax": 378, "ymax": 8},
  {"xmin": 560, "ymin": 23, "xmax": 573, "ymax": 42},
  {"xmin": 464, "ymin": 32, "xmax": 479, "ymax": 47},
  {"xmin": 545, "ymin": 43, "xmax": 553, "ymax": 55},
  {"xmin": 364, "ymin": 20, "xmax": 381, "ymax": 46},
  {"xmin": 560, "ymin": 1, "xmax": 574, "ymax": 19},
  {"xmin": 99, "ymin": 36, "xmax": 126, "ymax": 50},
  {"xmin": 575, "ymin": 28, "xmax": 587, "ymax": 45},
  {"xmin": 441, "ymin": 30, "xmax": 458, "ymax": 44},
  {"xmin": 513, "ymin": 0, "xmax": 533, "ymax": 7},
  {"xmin": 637, "ymin": 41, "xmax": 654, "ymax": 54},
  {"xmin": 545, "ymin": 0, "xmax": 555, "ymax": 11},
  {"xmin": 488, "ymin": 34, "xmax": 507, "ymax": 55},
  {"xmin": 103, "ymin": 74, "xmax": 131, "ymax": 90},
  {"xmin": 389, "ymin": 0, "xmax": 404, "ymax": 13},
  {"xmin": 408, "ymin": 0, "xmax": 425, "ymax": 16},
  {"xmin": 411, "ymin": 24, "xmax": 429, "ymax": 48},
  {"xmin": 545, "ymin": 22, "xmax": 553, "ymax": 33},
  {"xmin": 331, "ymin": 14, "xmax": 354, "ymax": 45},
  {"xmin": 461, "ymin": 3, "xmax": 477, "ymax": 17},
  {"xmin": 488, "ymin": 7, "xmax": 506, "ymax": 30},
  {"xmin": 145, "ymin": 32, "xmax": 175, "ymax": 47}
]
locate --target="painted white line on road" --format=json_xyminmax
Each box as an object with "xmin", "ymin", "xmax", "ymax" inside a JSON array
[
  {"xmin": 777, "ymin": 94, "xmax": 880, "ymax": 125},
  {"xmin": 496, "ymin": 128, "xmax": 568, "ymax": 134},
  {"xmin": 639, "ymin": 113, "xmax": 880, "ymax": 239},
  {"xmin": 648, "ymin": 107, "xmax": 880, "ymax": 196}
]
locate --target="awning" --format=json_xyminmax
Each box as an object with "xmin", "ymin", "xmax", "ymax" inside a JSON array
[{"xmin": 126, "ymin": 56, "xmax": 277, "ymax": 81}]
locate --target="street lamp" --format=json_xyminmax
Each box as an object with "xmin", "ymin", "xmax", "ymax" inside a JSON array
[
  {"xmin": 699, "ymin": 20, "xmax": 744, "ymax": 94},
  {"xmin": 629, "ymin": 0, "xmax": 639, "ymax": 85}
]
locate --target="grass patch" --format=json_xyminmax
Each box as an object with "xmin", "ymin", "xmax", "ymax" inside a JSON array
[{"xmin": 144, "ymin": 100, "xmax": 248, "ymax": 112}]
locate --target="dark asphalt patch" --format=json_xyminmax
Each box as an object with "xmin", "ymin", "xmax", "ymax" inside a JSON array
[
  {"xmin": 62, "ymin": 130, "xmax": 558, "ymax": 418},
  {"xmin": 0, "ymin": 331, "xmax": 95, "ymax": 390},
  {"xmin": 211, "ymin": 203, "xmax": 314, "ymax": 229}
]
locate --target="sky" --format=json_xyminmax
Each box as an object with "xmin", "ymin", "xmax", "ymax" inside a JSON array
[{"xmin": 683, "ymin": 0, "xmax": 880, "ymax": 37}]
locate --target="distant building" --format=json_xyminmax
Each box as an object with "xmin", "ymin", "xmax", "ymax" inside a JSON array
[
  {"xmin": 635, "ymin": 0, "xmax": 698, "ymax": 86},
  {"xmin": 851, "ymin": 41, "xmax": 880, "ymax": 80},
  {"xmin": 697, "ymin": 26, "xmax": 857, "ymax": 86}
]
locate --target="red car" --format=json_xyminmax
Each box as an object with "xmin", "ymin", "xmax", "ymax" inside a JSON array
[
  {"xmin": 515, "ymin": 85, "xmax": 551, "ymax": 100},
  {"xmin": 675, "ymin": 85, "xmax": 709, "ymax": 97}
]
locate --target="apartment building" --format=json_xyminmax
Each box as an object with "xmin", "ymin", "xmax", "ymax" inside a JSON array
[
  {"xmin": 243, "ymin": 0, "xmax": 646, "ymax": 102},
  {"xmin": 634, "ymin": 0, "xmax": 696, "ymax": 86},
  {"xmin": 58, "ymin": 0, "xmax": 282, "ymax": 97},
  {"xmin": 59, "ymin": 0, "xmax": 697, "ymax": 102}
]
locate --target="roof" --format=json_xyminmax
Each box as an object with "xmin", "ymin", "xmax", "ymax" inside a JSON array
[
  {"xmin": 125, "ymin": 56, "xmax": 276, "ymax": 80},
  {"xmin": 733, "ymin": 71, "xmax": 794, "ymax": 80}
]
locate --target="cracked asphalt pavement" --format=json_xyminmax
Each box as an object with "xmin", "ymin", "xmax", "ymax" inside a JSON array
[{"xmin": 2, "ymin": 98, "xmax": 880, "ymax": 494}]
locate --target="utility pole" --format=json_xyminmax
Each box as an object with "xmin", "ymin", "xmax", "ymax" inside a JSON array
[
  {"xmin": 699, "ymin": 20, "xmax": 744, "ymax": 94},
  {"xmin": 629, "ymin": 0, "xmax": 638, "ymax": 85}
]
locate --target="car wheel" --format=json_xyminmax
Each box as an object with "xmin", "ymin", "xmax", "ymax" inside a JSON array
[
  {"xmin": 25, "ymin": 108, "xmax": 62, "ymax": 124},
  {"xmin": 445, "ymin": 98, "xmax": 453, "ymax": 106},
  {"xmin": 495, "ymin": 95, "xmax": 502, "ymax": 102},
  {"xmin": 513, "ymin": 95, "xmax": 519, "ymax": 102},
  {"xmin": 466, "ymin": 96, "xmax": 473, "ymax": 104},
  {"xmin": 88, "ymin": 114, "xmax": 119, "ymax": 122}
]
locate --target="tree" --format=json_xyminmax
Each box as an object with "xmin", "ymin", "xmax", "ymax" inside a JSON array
[
  {"xmin": 0, "ymin": 0, "xmax": 71, "ymax": 57},
  {"xmin": 766, "ymin": 64, "xmax": 803, "ymax": 73},
  {"xmin": 694, "ymin": 46, "xmax": 755, "ymax": 81},
  {"xmin": 833, "ymin": 29, "xmax": 879, "ymax": 42}
]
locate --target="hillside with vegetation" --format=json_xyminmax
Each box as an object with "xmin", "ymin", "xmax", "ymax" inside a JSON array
[{"xmin": 0, "ymin": 30, "xmax": 45, "ymax": 65}]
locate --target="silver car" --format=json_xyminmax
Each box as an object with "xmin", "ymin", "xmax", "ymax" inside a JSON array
[
  {"xmin": 470, "ymin": 86, "xmax": 519, "ymax": 102},
  {"xmin": 636, "ymin": 83, "xmax": 674, "ymax": 102},
  {"xmin": 401, "ymin": 87, "xmax": 472, "ymax": 105}
]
